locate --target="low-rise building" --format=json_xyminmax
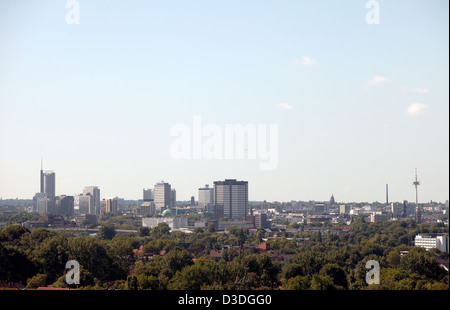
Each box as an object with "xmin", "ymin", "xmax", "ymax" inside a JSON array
[
  {"xmin": 142, "ymin": 217, "xmax": 188, "ymax": 230},
  {"xmin": 414, "ymin": 234, "xmax": 449, "ymax": 253}
]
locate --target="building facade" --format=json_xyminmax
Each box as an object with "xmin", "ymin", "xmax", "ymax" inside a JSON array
[
  {"xmin": 74, "ymin": 193, "xmax": 94, "ymax": 215},
  {"xmin": 83, "ymin": 186, "xmax": 100, "ymax": 215},
  {"xmin": 198, "ymin": 184, "xmax": 214, "ymax": 210},
  {"xmin": 143, "ymin": 188, "xmax": 153, "ymax": 202},
  {"xmin": 105, "ymin": 198, "xmax": 118, "ymax": 215},
  {"xmin": 142, "ymin": 217, "xmax": 188, "ymax": 230},
  {"xmin": 415, "ymin": 234, "xmax": 449, "ymax": 253},
  {"xmin": 154, "ymin": 181, "xmax": 172, "ymax": 210},
  {"xmin": 55, "ymin": 195, "xmax": 74, "ymax": 216},
  {"xmin": 214, "ymin": 179, "xmax": 248, "ymax": 220}
]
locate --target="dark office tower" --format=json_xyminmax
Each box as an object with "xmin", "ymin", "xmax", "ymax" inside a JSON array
[
  {"xmin": 39, "ymin": 160, "xmax": 55, "ymax": 213},
  {"xmin": 401, "ymin": 200, "xmax": 408, "ymax": 218},
  {"xmin": 40, "ymin": 160, "xmax": 55, "ymax": 199},
  {"xmin": 55, "ymin": 195, "xmax": 74, "ymax": 217},
  {"xmin": 40, "ymin": 158, "xmax": 44, "ymax": 193},
  {"xmin": 43, "ymin": 171, "xmax": 55, "ymax": 199},
  {"xmin": 415, "ymin": 205, "xmax": 422, "ymax": 223},
  {"xmin": 214, "ymin": 179, "xmax": 248, "ymax": 220}
]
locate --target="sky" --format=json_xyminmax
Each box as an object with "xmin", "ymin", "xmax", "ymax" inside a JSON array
[{"xmin": 0, "ymin": 0, "xmax": 448, "ymax": 203}]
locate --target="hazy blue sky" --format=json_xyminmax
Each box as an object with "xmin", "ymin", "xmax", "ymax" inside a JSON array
[{"xmin": 0, "ymin": 0, "xmax": 448, "ymax": 203}]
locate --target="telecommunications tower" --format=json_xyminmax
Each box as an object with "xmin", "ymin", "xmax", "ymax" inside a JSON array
[{"xmin": 412, "ymin": 168, "xmax": 420, "ymax": 207}]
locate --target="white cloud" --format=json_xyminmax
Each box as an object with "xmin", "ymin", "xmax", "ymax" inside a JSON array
[
  {"xmin": 274, "ymin": 103, "xmax": 294, "ymax": 110},
  {"xmin": 364, "ymin": 75, "xmax": 391, "ymax": 89},
  {"xmin": 401, "ymin": 86, "xmax": 429, "ymax": 94},
  {"xmin": 407, "ymin": 102, "xmax": 428, "ymax": 116},
  {"xmin": 293, "ymin": 56, "xmax": 317, "ymax": 67}
]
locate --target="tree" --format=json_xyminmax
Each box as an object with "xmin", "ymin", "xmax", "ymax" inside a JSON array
[
  {"xmin": 136, "ymin": 274, "xmax": 158, "ymax": 290},
  {"xmin": 168, "ymin": 257, "xmax": 223, "ymax": 290},
  {"xmin": 31, "ymin": 235, "xmax": 69, "ymax": 283},
  {"xmin": 255, "ymin": 228, "xmax": 265, "ymax": 243},
  {"xmin": 282, "ymin": 250, "xmax": 326, "ymax": 279},
  {"xmin": 138, "ymin": 226, "xmax": 150, "ymax": 237},
  {"xmin": 310, "ymin": 274, "xmax": 336, "ymax": 290},
  {"xmin": 98, "ymin": 223, "xmax": 116, "ymax": 240},
  {"xmin": 400, "ymin": 248, "xmax": 445, "ymax": 281},
  {"xmin": 126, "ymin": 275, "xmax": 138, "ymax": 290},
  {"xmin": 160, "ymin": 247, "xmax": 193, "ymax": 277},
  {"xmin": 319, "ymin": 263, "xmax": 348, "ymax": 289},
  {"xmin": 0, "ymin": 225, "xmax": 30, "ymax": 245},
  {"xmin": 151, "ymin": 222, "xmax": 171, "ymax": 239},
  {"xmin": 285, "ymin": 275, "xmax": 310, "ymax": 290},
  {"xmin": 0, "ymin": 243, "xmax": 37, "ymax": 283},
  {"xmin": 227, "ymin": 226, "xmax": 246, "ymax": 246},
  {"xmin": 386, "ymin": 250, "xmax": 401, "ymax": 267},
  {"xmin": 26, "ymin": 273, "xmax": 47, "ymax": 289},
  {"xmin": 67, "ymin": 236, "xmax": 126, "ymax": 281}
]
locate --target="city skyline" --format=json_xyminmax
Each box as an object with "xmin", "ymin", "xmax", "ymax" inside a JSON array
[
  {"xmin": 8, "ymin": 162, "xmax": 448, "ymax": 206},
  {"xmin": 0, "ymin": 1, "xmax": 448, "ymax": 203}
]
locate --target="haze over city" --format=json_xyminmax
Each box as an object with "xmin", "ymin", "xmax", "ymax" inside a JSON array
[{"xmin": 0, "ymin": 1, "xmax": 448, "ymax": 203}]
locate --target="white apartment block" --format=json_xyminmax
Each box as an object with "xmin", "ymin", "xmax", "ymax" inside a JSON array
[{"xmin": 414, "ymin": 234, "xmax": 449, "ymax": 253}]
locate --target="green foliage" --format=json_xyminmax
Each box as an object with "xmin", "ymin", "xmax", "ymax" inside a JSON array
[
  {"xmin": 138, "ymin": 226, "xmax": 150, "ymax": 237},
  {"xmin": 0, "ymin": 219, "xmax": 447, "ymax": 290},
  {"xmin": 285, "ymin": 275, "xmax": 310, "ymax": 290},
  {"xmin": 97, "ymin": 223, "xmax": 116, "ymax": 240},
  {"xmin": 26, "ymin": 273, "xmax": 47, "ymax": 289},
  {"xmin": 151, "ymin": 223, "xmax": 170, "ymax": 239},
  {"xmin": 0, "ymin": 243, "xmax": 37, "ymax": 283},
  {"xmin": 310, "ymin": 274, "xmax": 336, "ymax": 290}
]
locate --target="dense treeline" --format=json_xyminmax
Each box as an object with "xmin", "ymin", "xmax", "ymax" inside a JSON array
[{"xmin": 0, "ymin": 219, "xmax": 448, "ymax": 290}]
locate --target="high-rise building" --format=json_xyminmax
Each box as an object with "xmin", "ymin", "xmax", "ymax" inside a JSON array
[
  {"xmin": 140, "ymin": 202, "xmax": 156, "ymax": 216},
  {"xmin": 339, "ymin": 204, "xmax": 351, "ymax": 214},
  {"xmin": 105, "ymin": 198, "xmax": 118, "ymax": 215},
  {"xmin": 55, "ymin": 195, "xmax": 74, "ymax": 217},
  {"xmin": 35, "ymin": 193, "xmax": 50, "ymax": 214},
  {"xmin": 214, "ymin": 179, "xmax": 248, "ymax": 220},
  {"xmin": 143, "ymin": 188, "xmax": 153, "ymax": 202},
  {"xmin": 40, "ymin": 165, "xmax": 55, "ymax": 212},
  {"xmin": 171, "ymin": 189, "xmax": 177, "ymax": 208},
  {"xmin": 41, "ymin": 171, "xmax": 55, "ymax": 199},
  {"xmin": 74, "ymin": 193, "xmax": 94, "ymax": 215},
  {"xmin": 154, "ymin": 181, "xmax": 172, "ymax": 210},
  {"xmin": 35, "ymin": 162, "xmax": 56, "ymax": 214},
  {"xmin": 83, "ymin": 186, "xmax": 100, "ymax": 215},
  {"xmin": 199, "ymin": 184, "xmax": 214, "ymax": 210},
  {"xmin": 255, "ymin": 212, "xmax": 269, "ymax": 229}
]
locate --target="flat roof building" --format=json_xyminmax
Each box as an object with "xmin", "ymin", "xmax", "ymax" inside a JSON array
[
  {"xmin": 214, "ymin": 179, "xmax": 248, "ymax": 220},
  {"xmin": 414, "ymin": 234, "xmax": 449, "ymax": 253}
]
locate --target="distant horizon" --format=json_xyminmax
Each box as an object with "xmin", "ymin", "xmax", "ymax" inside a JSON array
[
  {"xmin": 1, "ymin": 1, "xmax": 448, "ymax": 203},
  {"xmin": 0, "ymin": 164, "xmax": 448, "ymax": 205}
]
